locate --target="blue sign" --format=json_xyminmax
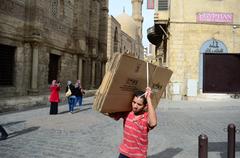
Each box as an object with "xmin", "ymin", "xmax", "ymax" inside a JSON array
[{"xmin": 200, "ymin": 39, "xmax": 228, "ymax": 53}]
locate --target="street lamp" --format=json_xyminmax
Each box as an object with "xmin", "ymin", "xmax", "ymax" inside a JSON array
[{"xmin": 233, "ymin": 25, "xmax": 239, "ymax": 29}]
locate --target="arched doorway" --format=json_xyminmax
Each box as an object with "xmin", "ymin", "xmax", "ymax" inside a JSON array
[{"xmin": 199, "ymin": 38, "xmax": 228, "ymax": 91}]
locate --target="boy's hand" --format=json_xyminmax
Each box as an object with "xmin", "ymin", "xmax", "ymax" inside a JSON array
[{"xmin": 145, "ymin": 87, "xmax": 152, "ymax": 99}]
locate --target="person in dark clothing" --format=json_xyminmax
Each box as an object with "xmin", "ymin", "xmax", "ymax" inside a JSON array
[
  {"xmin": 74, "ymin": 80, "xmax": 85, "ymax": 108},
  {"xmin": 0, "ymin": 125, "xmax": 8, "ymax": 140},
  {"xmin": 65, "ymin": 80, "xmax": 76, "ymax": 113}
]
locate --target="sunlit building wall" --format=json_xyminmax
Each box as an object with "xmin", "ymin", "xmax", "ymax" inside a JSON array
[{"xmin": 150, "ymin": 0, "xmax": 240, "ymax": 100}]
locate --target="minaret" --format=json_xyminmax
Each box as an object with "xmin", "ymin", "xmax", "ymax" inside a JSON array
[{"xmin": 131, "ymin": 0, "xmax": 143, "ymax": 41}]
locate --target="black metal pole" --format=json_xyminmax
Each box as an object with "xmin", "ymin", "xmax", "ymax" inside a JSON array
[
  {"xmin": 228, "ymin": 123, "xmax": 236, "ymax": 158},
  {"xmin": 198, "ymin": 134, "xmax": 208, "ymax": 158}
]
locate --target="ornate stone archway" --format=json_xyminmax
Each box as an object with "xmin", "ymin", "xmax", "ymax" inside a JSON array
[{"xmin": 199, "ymin": 38, "xmax": 228, "ymax": 90}]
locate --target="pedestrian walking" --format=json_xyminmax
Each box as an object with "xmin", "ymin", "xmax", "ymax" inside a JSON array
[
  {"xmin": 0, "ymin": 125, "xmax": 8, "ymax": 140},
  {"xmin": 49, "ymin": 80, "xmax": 60, "ymax": 115},
  {"xmin": 65, "ymin": 80, "xmax": 76, "ymax": 114},
  {"xmin": 74, "ymin": 80, "xmax": 85, "ymax": 108},
  {"xmin": 108, "ymin": 87, "xmax": 157, "ymax": 158}
]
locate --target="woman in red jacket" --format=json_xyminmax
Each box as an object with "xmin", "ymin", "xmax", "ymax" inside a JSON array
[{"xmin": 49, "ymin": 80, "xmax": 60, "ymax": 115}]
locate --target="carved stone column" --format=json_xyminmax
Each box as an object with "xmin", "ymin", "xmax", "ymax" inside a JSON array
[
  {"xmin": 73, "ymin": 0, "xmax": 90, "ymax": 55},
  {"xmin": 98, "ymin": 0, "xmax": 108, "ymax": 84},
  {"xmin": 91, "ymin": 60, "xmax": 96, "ymax": 88},
  {"xmin": 99, "ymin": 0, "xmax": 108, "ymax": 58},
  {"xmin": 101, "ymin": 62, "xmax": 105, "ymax": 80},
  {"xmin": 28, "ymin": 42, "xmax": 39, "ymax": 95},
  {"xmin": 89, "ymin": 0, "xmax": 100, "ymax": 56},
  {"xmin": 78, "ymin": 57, "xmax": 83, "ymax": 81}
]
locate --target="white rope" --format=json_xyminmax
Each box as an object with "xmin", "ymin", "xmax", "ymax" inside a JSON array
[{"xmin": 147, "ymin": 62, "xmax": 149, "ymax": 87}]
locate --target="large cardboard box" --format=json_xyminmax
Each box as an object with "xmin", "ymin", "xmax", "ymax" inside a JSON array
[{"xmin": 93, "ymin": 53, "xmax": 173, "ymax": 113}]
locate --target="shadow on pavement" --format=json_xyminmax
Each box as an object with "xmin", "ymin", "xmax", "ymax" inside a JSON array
[
  {"xmin": 58, "ymin": 107, "xmax": 92, "ymax": 114},
  {"xmin": 6, "ymin": 126, "xmax": 40, "ymax": 140},
  {"xmin": 83, "ymin": 103, "xmax": 92, "ymax": 106},
  {"xmin": 1, "ymin": 120, "xmax": 26, "ymax": 126},
  {"xmin": 58, "ymin": 110, "xmax": 69, "ymax": 114},
  {"xmin": 208, "ymin": 141, "xmax": 240, "ymax": 158},
  {"xmin": 72, "ymin": 107, "xmax": 92, "ymax": 114},
  {"xmin": 148, "ymin": 147, "xmax": 182, "ymax": 158}
]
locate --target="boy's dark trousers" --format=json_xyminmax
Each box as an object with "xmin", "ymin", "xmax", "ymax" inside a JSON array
[
  {"xmin": 118, "ymin": 153, "xmax": 129, "ymax": 158},
  {"xmin": 0, "ymin": 125, "xmax": 8, "ymax": 139}
]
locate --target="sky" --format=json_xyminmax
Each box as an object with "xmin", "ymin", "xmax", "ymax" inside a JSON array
[{"xmin": 108, "ymin": 0, "xmax": 155, "ymax": 48}]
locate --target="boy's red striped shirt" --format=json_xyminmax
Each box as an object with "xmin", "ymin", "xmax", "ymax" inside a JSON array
[{"xmin": 118, "ymin": 111, "xmax": 149, "ymax": 158}]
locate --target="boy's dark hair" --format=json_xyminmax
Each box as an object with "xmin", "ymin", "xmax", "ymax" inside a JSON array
[{"xmin": 134, "ymin": 90, "xmax": 147, "ymax": 105}]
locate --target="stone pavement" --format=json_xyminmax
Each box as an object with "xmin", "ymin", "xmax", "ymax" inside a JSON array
[{"xmin": 0, "ymin": 97, "xmax": 239, "ymax": 158}]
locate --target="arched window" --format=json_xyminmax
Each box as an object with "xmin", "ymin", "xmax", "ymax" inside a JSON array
[{"xmin": 114, "ymin": 27, "xmax": 118, "ymax": 53}]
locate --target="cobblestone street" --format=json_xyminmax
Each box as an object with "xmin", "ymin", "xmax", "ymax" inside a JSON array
[{"xmin": 0, "ymin": 97, "xmax": 240, "ymax": 158}]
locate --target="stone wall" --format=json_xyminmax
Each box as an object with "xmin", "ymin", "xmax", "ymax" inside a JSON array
[{"xmin": 0, "ymin": 0, "xmax": 108, "ymax": 100}]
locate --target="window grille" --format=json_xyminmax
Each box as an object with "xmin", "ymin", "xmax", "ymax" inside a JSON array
[
  {"xmin": 51, "ymin": 0, "xmax": 58, "ymax": 16},
  {"xmin": 158, "ymin": 0, "xmax": 168, "ymax": 10},
  {"xmin": 0, "ymin": 44, "xmax": 15, "ymax": 86}
]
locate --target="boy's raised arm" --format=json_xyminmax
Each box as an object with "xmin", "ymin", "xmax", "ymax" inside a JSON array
[{"xmin": 145, "ymin": 87, "xmax": 157, "ymax": 129}]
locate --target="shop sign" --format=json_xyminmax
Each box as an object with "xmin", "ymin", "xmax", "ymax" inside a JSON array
[{"xmin": 197, "ymin": 12, "xmax": 233, "ymax": 23}]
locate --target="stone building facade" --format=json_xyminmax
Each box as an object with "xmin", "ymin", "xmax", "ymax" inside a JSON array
[
  {"xmin": 149, "ymin": 0, "xmax": 240, "ymax": 100},
  {"xmin": 106, "ymin": 0, "xmax": 144, "ymax": 70},
  {"xmin": 0, "ymin": 0, "xmax": 108, "ymax": 98}
]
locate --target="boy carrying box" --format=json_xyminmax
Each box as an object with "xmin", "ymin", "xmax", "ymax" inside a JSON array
[{"xmin": 107, "ymin": 87, "xmax": 157, "ymax": 158}]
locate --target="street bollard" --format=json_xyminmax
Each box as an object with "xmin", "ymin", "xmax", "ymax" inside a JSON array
[
  {"xmin": 228, "ymin": 123, "xmax": 236, "ymax": 158},
  {"xmin": 198, "ymin": 134, "xmax": 208, "ymax": 158}
]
